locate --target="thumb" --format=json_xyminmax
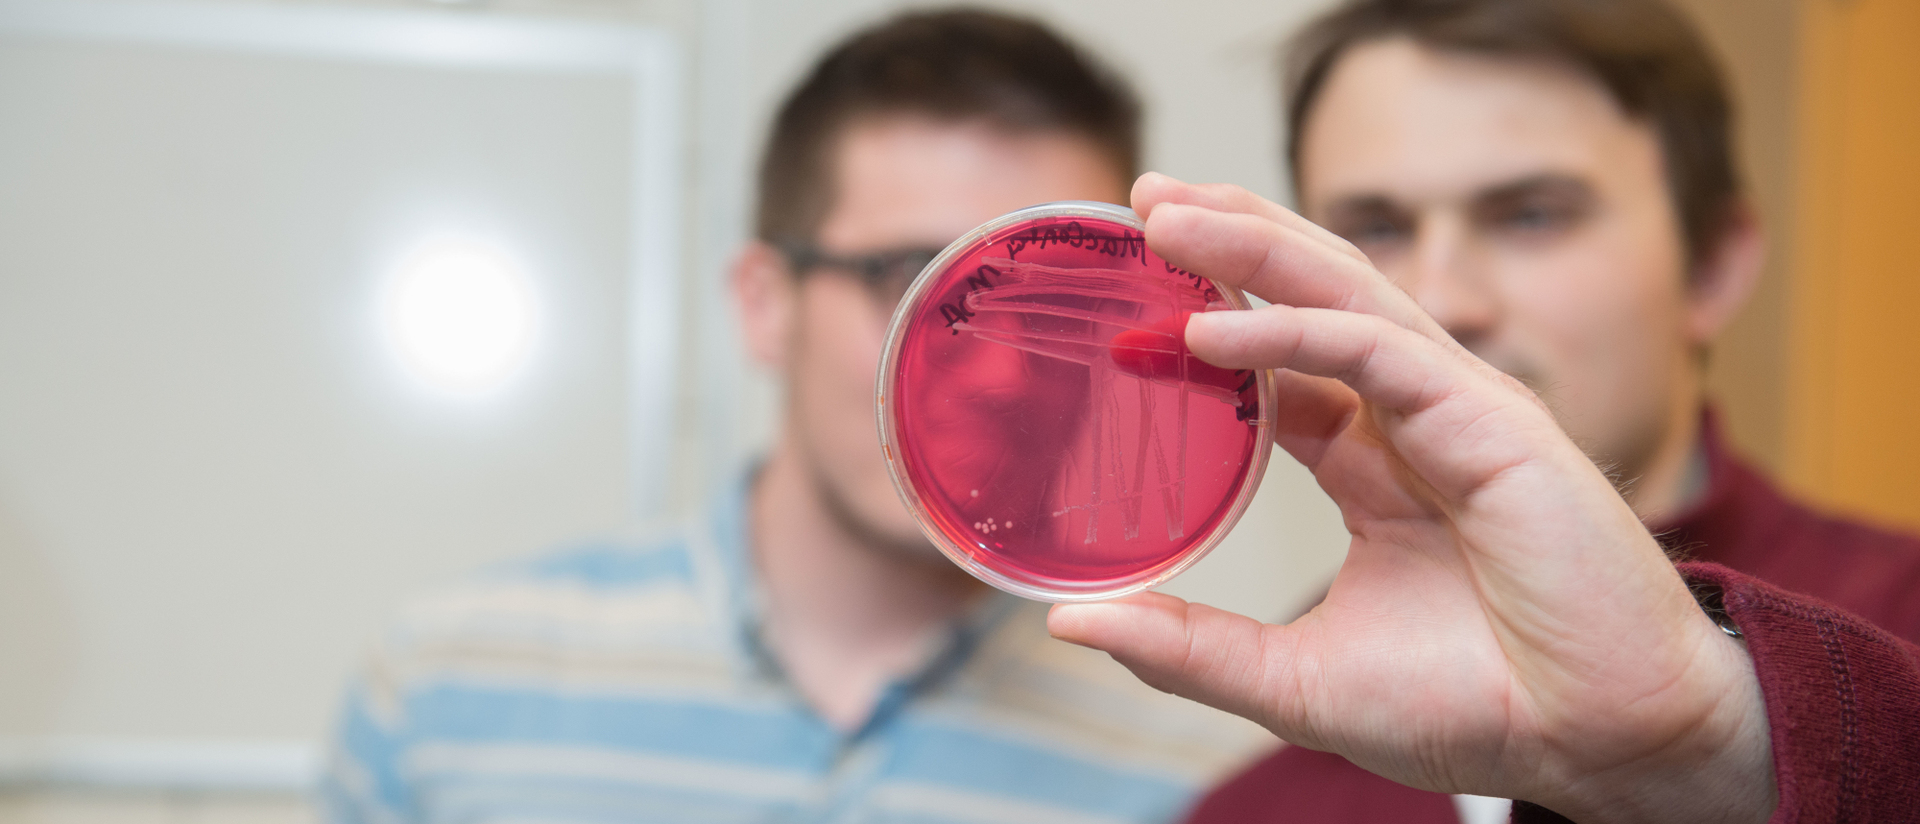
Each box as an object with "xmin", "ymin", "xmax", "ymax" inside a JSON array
[{"xmin": 1048, "ymin": 593, "xmax": 1301, "ymax": 733}]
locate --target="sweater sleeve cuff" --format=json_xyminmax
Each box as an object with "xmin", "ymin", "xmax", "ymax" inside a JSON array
[{"xmin": 1676, "ymin": 561, "xmax": 1920, "ymax": 823}]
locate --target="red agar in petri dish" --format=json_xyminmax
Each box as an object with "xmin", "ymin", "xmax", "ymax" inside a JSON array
[{"xmin": 877, "ymin": 201, "xmax": 1275, "ymax": 602}]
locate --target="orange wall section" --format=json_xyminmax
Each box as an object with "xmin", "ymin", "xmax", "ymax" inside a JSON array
[{"xmin": 1786, "ymin": 0, "xmax": 1920, "ymax": 532}]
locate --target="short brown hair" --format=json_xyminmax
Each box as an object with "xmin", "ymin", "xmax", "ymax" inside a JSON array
[
  {"xmin": 755, "ymin": 8, "xmax": 1140, "ymax": 245},
  {"xmin": 1283, "ymin": 0, "xmax": 1740, "ymax": 264}
]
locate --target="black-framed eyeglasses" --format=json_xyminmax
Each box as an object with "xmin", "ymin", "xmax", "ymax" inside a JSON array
[{"xmin": 776, "ymin": 240, "xmax": 946, "ymax": 306}]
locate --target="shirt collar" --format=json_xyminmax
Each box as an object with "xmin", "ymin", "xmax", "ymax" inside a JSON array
[
  {"xmin": 700, "ymin": 462, "xmax": 1020, "ymax": 727},
  {"xmin": 1647, "ymin": 406, "xmax": 1738, "ymax": 535}
]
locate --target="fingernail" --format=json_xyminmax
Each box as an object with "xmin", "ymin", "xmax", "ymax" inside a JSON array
[
  {"xmin": 1185, "ymin": 310, "xmax": 1227, "ymax": 339},
  {"xmin": 1108, "ymin": 313, "xmax": 1245, "ymax": 396}
]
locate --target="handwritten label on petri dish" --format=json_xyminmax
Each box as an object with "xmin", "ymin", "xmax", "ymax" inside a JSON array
[{"xmin": 879, "ymin": 204, "xmax": 1272, "ymax": 601}]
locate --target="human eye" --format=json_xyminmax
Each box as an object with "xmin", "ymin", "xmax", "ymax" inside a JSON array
[
  {"xmin": 872, "ymin": 248, "xmax": 943, "ymax": 306},
  {"xmin": 1325, "ymin": 205, "xmax": 1413, "ymax": 256},
  {"xmin": 1477, "ymin": 179, "xmax": 1594, "ymax": 239},
  {"xmin": 1347, "ymin": 216, "xmax": 1412, "ymax": 247},
  {"xmin": 1494, "ymin": 199, "xmax": 1578, "ymax": 233}
]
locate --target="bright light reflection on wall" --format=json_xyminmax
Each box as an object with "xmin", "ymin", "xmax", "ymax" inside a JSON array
[{"xmin": 380, "ymin": 237, "xmax": 539, "ymax": 396}]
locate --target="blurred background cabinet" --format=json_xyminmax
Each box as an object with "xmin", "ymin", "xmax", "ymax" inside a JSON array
[{"xmin": 1784, "ymin": 0, "xmax": 1920, "ymax": 533}]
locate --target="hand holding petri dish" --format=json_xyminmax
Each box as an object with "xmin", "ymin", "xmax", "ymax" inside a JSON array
[{"xmin": 876, "ymin": 202, "xmax": 1275, "ymax": 602}]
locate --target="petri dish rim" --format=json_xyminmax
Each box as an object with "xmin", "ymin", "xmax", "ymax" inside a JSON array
[{"xmin": 875, "ymin": 200, "xmax": 1277, "ymax": 603}]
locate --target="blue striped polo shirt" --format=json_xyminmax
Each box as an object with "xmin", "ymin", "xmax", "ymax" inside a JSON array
[{"xmin": 321, "ymin": 475, "xmax": 1273, "ymax": 824}]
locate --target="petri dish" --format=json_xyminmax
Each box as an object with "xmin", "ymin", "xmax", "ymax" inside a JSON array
[{"xmin": 876, "ymin": 201, "xmax": 1275, "ymax": 602}]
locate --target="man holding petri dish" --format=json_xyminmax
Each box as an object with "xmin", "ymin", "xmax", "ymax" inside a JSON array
[
  {"xmin": 1057, "ymin": 176, "xmax": 1920, "ymax": 824},
  {"xmin": 322, "ymin": 10, "xmax": 1269, "ymax": 824},
  {"xmin": 1051, "ymin": 1, "xmax": 1920, "ymax": 822}
]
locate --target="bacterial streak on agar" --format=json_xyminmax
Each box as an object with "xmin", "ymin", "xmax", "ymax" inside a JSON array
[{"xmin": 877, "ymin": 202, "xmax": 1275, "ymax": 602}]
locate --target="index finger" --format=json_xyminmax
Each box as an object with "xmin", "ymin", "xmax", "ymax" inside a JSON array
[
  {"xmin": 1145, "ymin": 201, "xmax": 1452, "ymax": 349},
  {"xmin": 1132, "ymin": 173, "xmax": 1371, "ymax": 267}
]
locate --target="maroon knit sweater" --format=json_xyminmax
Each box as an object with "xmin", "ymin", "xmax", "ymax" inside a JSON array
[{"xmin": 1184, "ymin": 419, "xmax": 1920, "ymax": 823}]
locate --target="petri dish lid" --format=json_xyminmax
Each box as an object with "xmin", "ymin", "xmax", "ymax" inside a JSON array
[{"xmin": 876, "ymin": 201, "xmax": 1275, "ymax": 602}]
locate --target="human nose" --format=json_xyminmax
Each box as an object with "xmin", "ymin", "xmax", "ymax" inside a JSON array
[{"xmin": 1400, "ymin": 215, "xmax": 1498, "ymax": 346}]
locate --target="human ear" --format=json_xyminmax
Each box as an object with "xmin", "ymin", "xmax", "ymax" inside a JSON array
[
  {"xmin": 1685, "ymin": 200, "xmax": 1766, "ymax": 345},
  {"xmin": 732, "ymin": 241, "xmax": 798, "ymax": 370}
]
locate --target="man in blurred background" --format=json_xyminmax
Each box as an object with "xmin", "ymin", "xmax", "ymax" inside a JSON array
[
  {"xmin": 323, "ymin": 9, "xmax": 1266, "ymax": 824},
  {"xmin": 1183, "ymin": 0, "xmax": 1920, "ymax": 821}
]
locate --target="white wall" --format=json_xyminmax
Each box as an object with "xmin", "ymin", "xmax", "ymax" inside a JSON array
[
  {"xmin": 0, "ymin": 30, "xmax": 645, "ymax": 740},
  {"xmin": 0, "ymin": 0, "xmax": 1349, "ymax": 817},
  {"xmin": 0, "ymin": 0, "xmax": 685, "ymax": 803}
]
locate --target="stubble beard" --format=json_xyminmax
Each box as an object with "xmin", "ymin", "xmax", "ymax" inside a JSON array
[
  {"xmin": 794, "ymin": 426, "xmax": 952, "ymax": 571},
  {"xmin": 1479, "ymin": 352, "xmax": 1656, "ymax": 500}
]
